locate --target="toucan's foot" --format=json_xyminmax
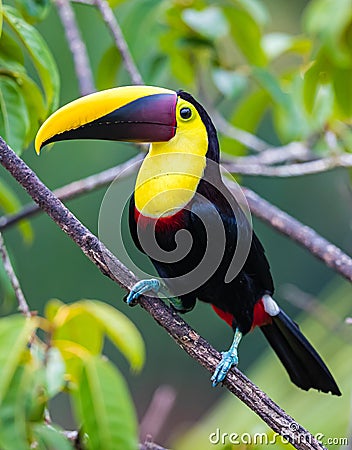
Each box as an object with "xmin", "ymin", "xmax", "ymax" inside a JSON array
[
  {"xmin": 211, "ymin": 350, "xmax": 238, "ymax": 387},
  {"xmin": 211, "ymin": 328, "xmax": 242, "ymax": 387},
  {"xmin": 125, "ymin": 279, "xmax": 160, "ymax": 306}
]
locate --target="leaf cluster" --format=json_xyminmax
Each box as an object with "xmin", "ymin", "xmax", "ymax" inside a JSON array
[
  {"xmin": 0, "ymin": 1, "xmax": 59, "ymax": 252},
  {"xmin": 0, "ymin": 3, "xmax": 58, "ymax": 153},
  {"xmin": 0, "ymin": 300, "xmax": 145, "ymax": 449}
]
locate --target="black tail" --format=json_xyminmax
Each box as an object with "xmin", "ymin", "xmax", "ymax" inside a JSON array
[{"xmin": 260, "ymin": 309, "xmax": 341, "ymax": 396}]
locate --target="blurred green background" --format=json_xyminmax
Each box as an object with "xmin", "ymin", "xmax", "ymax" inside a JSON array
[{"xmin": 1, "ymin": 0, "xmax": 351, "ymax": 448}]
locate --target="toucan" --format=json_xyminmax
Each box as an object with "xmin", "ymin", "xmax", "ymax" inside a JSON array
[{"xmin": 35, "ymin": 85, "xmax": 341, "ymax": 395}]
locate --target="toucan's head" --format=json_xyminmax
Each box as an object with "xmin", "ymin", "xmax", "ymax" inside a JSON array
[
  {"xmin": 35, "ymin": 85, "xmax": 219, "ymax": 162},
  {"xmin": 35, "ymin": 86, "xmax": 220, "ymax": 218}
]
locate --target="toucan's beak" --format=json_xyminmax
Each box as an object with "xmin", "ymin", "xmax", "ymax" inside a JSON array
[{"xmin": 35, "ymin": 86, "xmax": 177, "ymax": 154}]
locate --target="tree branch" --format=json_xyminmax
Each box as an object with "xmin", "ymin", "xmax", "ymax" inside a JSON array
[
  {"xmin": 55, "ymin": 0, "xmax": 95, "ymax": 96},
  {"xmin": 238, "ymin": 183, "xmax": 352, "ymax": 283},
  {"xmin": 0, "ymin": 138, "xmax": 327, "ymax": 450},
  {"xmin": 0, "ymin": 231, "xmax": 30, "ymax": 317},
  {"xmin": 93, "ymin": 0, "xmax": 143, "ymax": 85}
]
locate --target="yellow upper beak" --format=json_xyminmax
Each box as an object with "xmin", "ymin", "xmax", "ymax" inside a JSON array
[{"xmin": 35, "ymin": 85, "xmax": 177, "ymax": 154}]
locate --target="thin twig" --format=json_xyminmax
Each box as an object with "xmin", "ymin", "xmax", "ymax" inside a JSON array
[
  {"xmin": 0, "ymin": 231, "xmax": 30, "ymax": 317},
  {"xmin": 93, "ymin": 0, "xmax": 143, "ymax": 85},
  {"xmin": 139, "ymin": 437, "xmax": 169, "ymax": 450},
  {"xmin": 0, "ymin": 153, "xmax": 144, "ymax": 231},
  {"xmin": 280, "ymin": 284, "xmax": 351, "ymax": 343},
  {"xmin": 55, "ymin": 0, "xmax": 95, "ymax": 96},
  {"xmin": 139, "ymin": 386, "xmax": 176, "ymax": 442},
  {"xmin": 63, "ymin": 429, "xmax": 168, "ymax": 450},
  {"xmin": 0, "ymin": 138, "xmax": 327, "ymax": 450},
  {"xmin": 71, "ymin": 0, "xmax": 94, "ymax": 4},
  {"xmin": 238, "ymin": 183, "xmax": 352, "ymax": 283},
  {"xmin": 224, "ymin": 153, "xmax": 352, "ymax": 177},
  {"xmin": 224, "ymin": 141, "xmax": 313, "ymax": 166}
]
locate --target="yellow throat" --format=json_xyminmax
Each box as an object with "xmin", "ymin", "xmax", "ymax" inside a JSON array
[{"xmin": 135, "ymin": 97, "xmax": 208, "ymax": 218}]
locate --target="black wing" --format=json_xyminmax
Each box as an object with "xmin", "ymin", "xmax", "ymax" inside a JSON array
[{"xmin": 244, "ymin": 231, "xmax": 274, "ymax": 295}]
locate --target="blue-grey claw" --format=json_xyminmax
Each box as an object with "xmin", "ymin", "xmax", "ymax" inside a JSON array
[
  {"xmin": 125, "ymin": 279, "xmax": 160, "ymax": 306},
  {"xmin": 211, "ymin": 351, "xmax": 239, "ymax": 387},
  {"xmin": 211, "ymin": 328, "xmax": 242, "ymax": 387}
]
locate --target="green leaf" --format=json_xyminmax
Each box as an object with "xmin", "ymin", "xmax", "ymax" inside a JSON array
[
  {"xmin": 0, "ymin": 77, "xmax": 30, "ymax": 153},
  {"xmin": 96, "ymin": 45, "xmax": 121, "ymax": 91},
  {"xmin": 20, "ymin": 74, "xmax": 46, "ymax": 146},
  {"xmin": 15, "ymin": 0, "xmax": 50, "ymax": 23},
  {"xmin": 72, "ymin": 355, "xmax": 138, "ymax": 450},
  {"xmin": 45, "ymin": 300, "xmax": 101, "ymax": 383},
  {"xmin": 226, "ymin": 6, "xmax": 267, "ymax": 66},
  {"xmin": 162, "ymin": 32, "xmax": 196, "ymax": 87},
  {"xmin": 332, "ymin": 66, "xmax": 352, "ymax": 117},
  {"xmin": 106, "ymin": 0, "xmax": 124, "ymax": 7},
  {"xmin": 0, "ymin": 315, "xmax": 37, "ymax": 402},
  {"xmin": 0, "ymin": 28, "xmax": 25, "ymax": 68},
  {"xmin": 0, "ymin": 28, "xmax": 46, "ymax": 149},
  {"xmin": 220, "ymin": 89, "xmax": 269, "ymax": 155},
  {"xmin": 0, "ymin": 0, "xmax": 2, "ymax": 39},
  {"xmin": 50, "ymin": 303, "xmax": 104, "ymax": 356},
  {"xmin": 0, "ymin": 177, "xmax": 33, "ymax": 243},
  {"xmin": 303, "ymin": 61, "xmax": 322, "ymax": 114},
  {"xmin": 80, "ymin": 300, "xmax": 145, "ymax": 371},
  {"xmin": 32, "ymin": 424, "xmax": 74, "ymax": 450},
  {"xmin": 236, "ymin": 0, "xmax": 269, "ymax": 26},
  {"xmin": 45, "ymin": 347, "xmax": 66, "ymax": 398},
  {"xmin": 304, "ymin": 0, "xmax": 352, "ymax": 66},
  {"xmin": 182, "ymin": 7, "xmax": 229, "ymax": 40},
  {"xmin": 23, "ymin": 360, "xmax": 46, "ymax": 423},
  {"xmin": 304, "ymin": 0, "xmax": 352, "ymax": 39},
  {"xmin": 311, "ymin": 83, "xmax": 334, "ymax": 129},
  {"xmin": 3, "ymin": 5, "xmax": 59, "ymax": 113},
  {"xmin": 252, "ymin": 67, "xmax": 309, "ymax": 141},
  {"xmin": 45, "ymin": 298, "xmax": 64, "ymax": 322},
  {"xmin": 262, "ymin": 33, "xmax": 312, "ymax": 60},
  {"xmin": 212, "ymin": 69, "xmax": 247, "ymax": 97},
  {"xmin": 0, "ymin": 365, "xmax": 29, "ymax": 450},
  {"xmin": 303, "ymin": 56, "xmax": 331, "ymax": 114},
  {"xmin": 251, "ymin": 66, "xmax": 290, "ymax": 108},
  {"xmin": 287, "ymin": 71, "xmax": 332, "ymax": 135}
]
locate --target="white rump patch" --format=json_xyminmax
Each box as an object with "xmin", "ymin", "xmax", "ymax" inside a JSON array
[{"xmin": 263, "ymin": 295, "xmax": 280, "ymax": 317}]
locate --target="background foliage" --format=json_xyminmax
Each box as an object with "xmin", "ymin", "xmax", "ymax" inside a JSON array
[{"xmin": 0, "ymin": 0, "xmax": 351, "ymax": 448}]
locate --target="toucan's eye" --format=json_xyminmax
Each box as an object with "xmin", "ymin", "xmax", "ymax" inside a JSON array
[{"xmin": 180, "ymin": 107, "xmax": 192, "ymax": 120}]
